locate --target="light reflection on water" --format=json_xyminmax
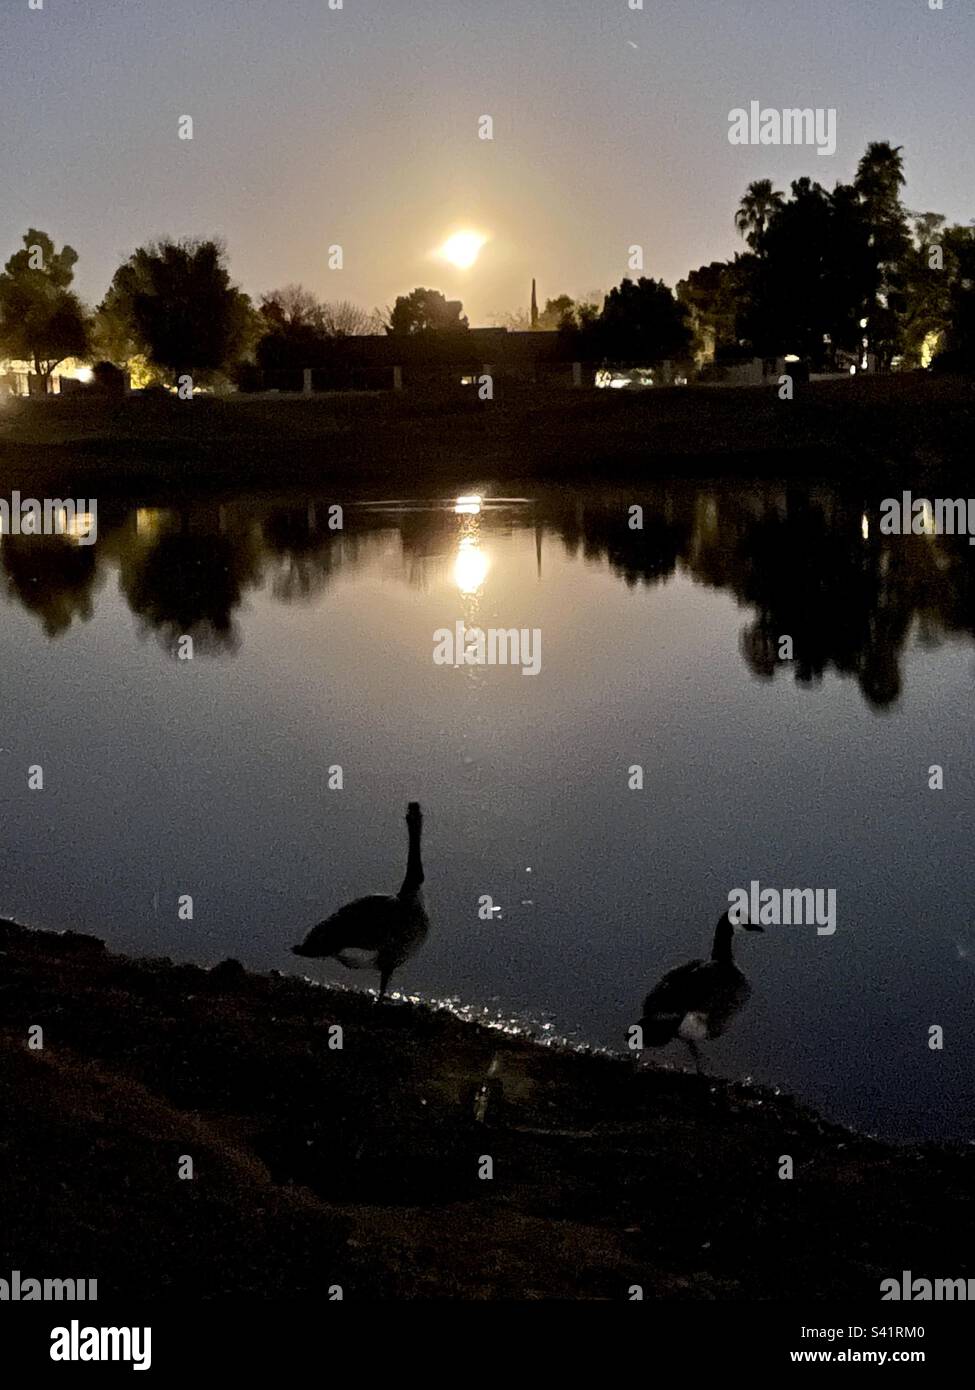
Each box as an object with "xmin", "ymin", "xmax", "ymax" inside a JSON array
[{"xmin": 2, "ymin": 479, "xmax": 975, "ymax": 1140}]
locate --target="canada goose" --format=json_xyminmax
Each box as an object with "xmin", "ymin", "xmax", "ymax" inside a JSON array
[
  {"xmin": 292, "ymin": 801, "xmax": 430, "ymax": 999},
  {"xmin": 639, "ymin": 911, "xmax": 763, "ymax": 1073}
]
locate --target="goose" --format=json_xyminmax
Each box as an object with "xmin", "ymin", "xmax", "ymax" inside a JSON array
[
  {"xmin": 639, "ymin": 911, "xmax": 763, "ymax": 1073},
  {"xmin": 292, "ymin": 801, "xmax": 430, "ymax": 999}
]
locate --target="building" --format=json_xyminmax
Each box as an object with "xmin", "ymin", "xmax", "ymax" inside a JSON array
[{"xmin": 0, "ymin": 358, "xmax": 92, "ymax": 396}]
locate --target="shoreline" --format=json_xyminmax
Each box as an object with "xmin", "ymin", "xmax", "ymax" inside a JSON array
[
  {"xmin": 1, "ymin": 917, "xmax": 972, "ymax": 1300},
  {"xmin": 1, "ymin": 374, "xmax": 972, "ymax": 496}
]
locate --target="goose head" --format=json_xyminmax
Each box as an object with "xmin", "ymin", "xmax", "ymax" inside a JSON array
[
  {"xmin": 726, "ymin": 909, "xmax": 763, "ymax": 934},
  {"xmin": 712, "ymin": 909, "xmax": 763, "ymax": 961}
]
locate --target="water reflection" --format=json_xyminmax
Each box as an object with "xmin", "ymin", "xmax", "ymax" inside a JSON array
[
  {"xmin": 121, "ymin": 511, "xmax": 263, "ymax": 655},
  {"xmin": 3, "ymin": 481, "xmax": 975, "ymax": 709},
  {"xmin": 4, "ymin": 477, "xmax": 974, "ymax": 1140},
  {"xmin": 0, "ymin": 533, "xmax": 103, "ymax": 638},
  {"xmin": 454, "ymin": 531, "xmax": 488, "ymax": 598}
]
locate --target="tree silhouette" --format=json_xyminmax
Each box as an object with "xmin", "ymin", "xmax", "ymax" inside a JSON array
[
  {"xmin": 592, "ymin": 276, "xmax": 692, "ymax": 364},
  {"xmin": 493, "ymin": 294, "xmax": 590, "ymax": 331},
  {"xmin": 259, "ymin": 284, "xmax": 322, "ymax": 330},
  {"xmin": 677, "ymin": 260, "xmax": 750, "ymax": 362},
  {"xmin": 724, "ymin": 148, "xmax": 930, "ymax": 367},
  {"xmin": 936, "ymin": 223, "xmax": 975, "ymax": 371},
  {"xmin": 854, "ymin": 143, "xmax": 910, "ymax": 367},
  {"xmin": 734, "ymin": 180, "xmax": 785, "ymax": 254},
  {"xmin": 0, "ymin": 534, "xmax": 102, "ymax": 638},
  {"xmin": 118, "ymin": 516, "xmax": 261, "ymax": 655},
  {"xmin": 386, "ymin": 288, "xmax": 468, "ymax": 334},
  {"xmin": 253, "ymin": 286, "xmax": 374, "ymax": 379},
  {"xmin": 98, "ymin": 239, "xmax": 255, "ymax": 384},
  {"xmin": 0, "ymin": 229, "xmax": 89, "ymax": 389}
]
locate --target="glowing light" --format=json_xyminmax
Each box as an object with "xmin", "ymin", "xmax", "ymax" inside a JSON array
[
  {"xmin": 454, "ymin": 535, "xmax": 489, "ymax": 595},
  {"xmin": 74, "ymin": 367, "xmax": 94, "ymax": 384},
  {"xmin": 136, "ymin": 508, "xmax": 166, "ymax": 536},
  {"xmin": 920, "ymin": 331, "xmax": 942, "ymax": 370},
  {"xmin": 861, "ymin": 514, "xmax": 870, "ymax": 540},
  {"xmin": 439, "ymin": 231, "xmax": 487, "ymax": 270},
  {"xmin": 454, "ymin": 494, "xmax": 482, "ymax": 516},
  {"xmin": 595, "ymin": 367, "xmax": 653, "ymax": 389}
]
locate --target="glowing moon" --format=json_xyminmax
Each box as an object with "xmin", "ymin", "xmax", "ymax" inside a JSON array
[{"xmin": 439, "ymin": 231, "xmax": 487, "ymax": 270}]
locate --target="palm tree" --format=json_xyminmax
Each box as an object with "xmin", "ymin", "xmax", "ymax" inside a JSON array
[
  {"xmin": 854, "ymin": 143, "xmax": 905, "ymax": 208},
  {"xmin": 854, "ymin": 144, "xmax": 910, "ymax": 367},
  {"xmin": 734, "ymin": 179, "xmax": 785, "ymax": 253}
]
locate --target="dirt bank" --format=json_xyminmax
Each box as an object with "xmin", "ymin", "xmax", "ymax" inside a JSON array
[{"xmin": 0, "ymin": 918, "xmax": 972, "ymax": 1300}]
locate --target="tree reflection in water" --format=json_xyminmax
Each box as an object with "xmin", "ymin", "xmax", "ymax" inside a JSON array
[{"xmin": 4, "ymin": 481, "xmax": 975, "ymax": 711}]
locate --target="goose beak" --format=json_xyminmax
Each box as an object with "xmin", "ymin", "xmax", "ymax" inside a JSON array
[{"xmin": 745, "ymin": 923, "xmax": 764, "ymax": 932}]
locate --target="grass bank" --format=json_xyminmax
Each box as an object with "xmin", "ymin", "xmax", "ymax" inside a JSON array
[
  {"xmin": 0, "ymin": 373, "xmax": 972, "ymax": 496},
  {"xmin": 1, "ymin": 918, "xmax": 972, "ymax": 1300}
]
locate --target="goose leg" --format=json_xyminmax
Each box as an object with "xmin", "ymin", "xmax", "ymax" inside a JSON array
[
  {"xmin": 378, "ymin": 967, "xmax": 391, "ymax": 1001},
  {"xmin": 686, "ymin": 1039, "xmax": 705, "ymax": 1076}
]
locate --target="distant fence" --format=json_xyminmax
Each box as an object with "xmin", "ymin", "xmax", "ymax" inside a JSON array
[
  {"xmin": 241, "ymin": 330, "xmax": 594, "ymax": 394},
  {"xmin": 247, "ymin": 367, "xmax": 396, "ymax": 393},
  {"xmin": 240, "ymin": 360, "xmax": 590, "ymax": 394}
]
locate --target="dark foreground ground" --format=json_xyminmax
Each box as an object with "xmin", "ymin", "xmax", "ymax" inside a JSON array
[
  {"xmin": 1, "ymin": 373, "xmax": 973, "ymax": 495},
  {"xmin": 1, "ymin": 918, "xmax": 972, "ymax": 1301}
]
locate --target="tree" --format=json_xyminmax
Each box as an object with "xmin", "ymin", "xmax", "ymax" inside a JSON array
[
  {"xmin": 320, "ymin": 300, "xmax": 373, "ymax": 337},
  {"xmin": 734, "ymin": 173, "xmax": 876, "ymax": 368},
  {"xmin": 98, "ymin": 239, "xmax": 255, "ymax": 384},
  {"xmin": 581, "ymin": 277, "xmax": 691, "ymax": 364},
  {"xmin": 900, "ymin": 213, "xmax": 950, "ymax": 367},
  {"xmin": 677, "ymin": 260, "xmax": 750, "ymax": 362},
  {"xmin": 734, "ymin": 180, "xmax": 785, "ymax": 253},
  {"xmin": 492, "ymin": 294, "xmax": 578, "ymax": 331},
  {"xmin": 538, "ymin": 295, "xmax": 576, "ymax": 329},
  {"xmin": 254, "ymin": 285, "xmax": 323, "ymax": 375},
  {"xmin": 934, "ymin": 222, "xmax": 975, "ymax": 372},
  {"xmin": 854, "ymin": 143, "xmax": 910, "ymax": 367},
  {"xmin": 252, "ymin": 285, "xmax": 375, "ymax": 378},
  {"xmin": 821, "ymin": 181, "xmax": 876, "ymax": 362},
  {"xmin": 0, "ymin": 229, "xmax": 89, "ymax": 389},
  {"xmin": 259, "ymin": 283, "xmax": 323, "ymax": 331},
  {"xmin": 386, "ymin": 288, "xmax": 468, "ymax": 334}
]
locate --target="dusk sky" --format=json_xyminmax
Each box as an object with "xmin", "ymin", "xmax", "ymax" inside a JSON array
[{"xmin": 3, "ymin": 0, "xmax": 972, "ymax": 323}]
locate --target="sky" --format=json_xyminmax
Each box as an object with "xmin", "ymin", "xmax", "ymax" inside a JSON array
[{"xmin": 2, "ymin": 0, "xmax": 973, "ymax": 325}]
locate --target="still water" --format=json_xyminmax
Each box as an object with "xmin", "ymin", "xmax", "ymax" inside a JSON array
[{"xmin": 2, "ymin": 480, "xmax": 973, "ymax": 1140}]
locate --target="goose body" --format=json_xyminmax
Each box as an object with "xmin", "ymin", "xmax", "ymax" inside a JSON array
[
  {"xmin": 292, "ymin": 802, "xmax": 430, "ymax": 998},
  {"xmin": 640, "ymin": 911, "xmax": 762, "ymax": 1071}
]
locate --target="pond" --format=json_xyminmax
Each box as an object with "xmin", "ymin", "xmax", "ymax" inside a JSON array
[{"xmin": 2, "ymin": 477, "xmax": 973, "ymax": 1140}]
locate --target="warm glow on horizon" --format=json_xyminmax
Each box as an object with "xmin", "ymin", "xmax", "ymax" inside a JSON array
[{"xmin": 439, "ymin": 231, "xmax": 488, "ymax": 270}]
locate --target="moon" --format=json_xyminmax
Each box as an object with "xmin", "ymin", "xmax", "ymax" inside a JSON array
[{"xmin": 439, "ymin": 231, "xmax": 487, "ymax": 270}]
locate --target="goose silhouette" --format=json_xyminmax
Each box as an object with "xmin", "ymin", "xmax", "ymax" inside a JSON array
[
  {"xmin": 292, "ymin": 801, "xmax": 430, "ymax": 999},
  {"xmin": 639, "ymin": 910, "xmax": 763, "ymax": 1073}
]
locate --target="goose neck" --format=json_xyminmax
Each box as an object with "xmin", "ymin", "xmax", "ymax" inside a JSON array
[{"xmin": 400, "ymin": 819, "xmax": 424, "ymax": 895}]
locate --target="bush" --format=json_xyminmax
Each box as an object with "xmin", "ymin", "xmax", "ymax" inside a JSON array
[
  {"xmin": 92, "ymin": 361, "xmax": 127, "ymax": 393},
  {"xmin": 931, "ymin": 347, "xmax": 975, "ymax": 375}
]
